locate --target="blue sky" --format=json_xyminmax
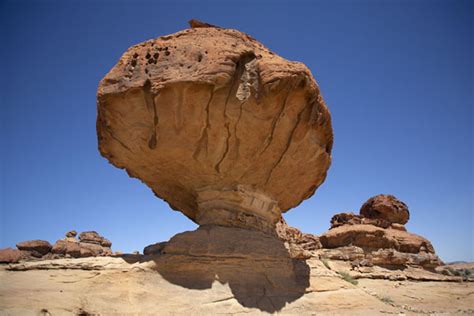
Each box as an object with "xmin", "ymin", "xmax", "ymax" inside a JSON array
[{"xmin": 1, "ymin": 0, "xmax": 472, "ymax": 262}]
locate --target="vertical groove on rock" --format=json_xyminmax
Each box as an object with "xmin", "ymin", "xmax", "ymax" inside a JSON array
[
  {"xmin": 144, "ymin": 80, "xmax": 158, "ymax": 150},
  {"xmin": 215, "ymin": 123, "xmax": 231, "ymax": 173},
  {"xmin": 259, "ymin": 83, "xmax": 294, "ymax": 156},
  {"xmin": 175, "ymin": 85, "xmax": 185, "ymax": 133},
  {"xmin": 264, "ymin": 104, "xmax": 307, "ymax": 186},
  {"xmin": 193, "ymin": 86, "xmax": 215, "ymax": 160},
  {"xmin": 215, "ymin": 57, "xmax": 244, "ymax": 173}
]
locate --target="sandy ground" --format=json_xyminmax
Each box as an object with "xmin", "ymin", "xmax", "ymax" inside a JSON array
[{"xmin": 0, "ymin": 257, "xmax": 472, "ymax": 315}]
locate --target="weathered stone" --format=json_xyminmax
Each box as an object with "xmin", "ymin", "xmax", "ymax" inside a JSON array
[
  {"xmin": 65, "ymin": 230, "xmax": 77, "ymax": 238},
  {"xmin": 360, "ymin": 194, "xmax": 409, "ymax": 224},
  {"xmin": 79, "ymin": 242, "xmax": 107, "ymax": 256},
  {"xmin": 97, "ymin": 21, "xmax": 333, "ymax": 232},
  {"xmin": 330, "ymin": 212, "xmax": 391, "ymax": 229},
  {"xmin": 319, "ymin": 224, "xmax": 435, "ymax": 254},
  {"xmin": 16, "ymin": 240, "xmax": 52, "ymax": 256},
  {"xmin": 52, "ymin": 240, "xmax": 81, "ymax": 258},
  {"xmin": 275, "ymin": 218, "xmax": 321, "ymax": 258},
  {"xmin": 79, "ymin": 231, "xmax": 112, "ymax": 247},
  {"xmin": 143, "ymin": 242, "xmax": 167, "ymax": 256},
  {"xmin": 0, "ymin": 248, "xmax": 28, "ymax": 263}
]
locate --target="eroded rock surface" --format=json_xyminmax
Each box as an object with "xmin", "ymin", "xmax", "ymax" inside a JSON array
[
  {"xmin": 319, "ymin": 195, "xmax": 442, "ymax": 270},
  {"xmin": 3, "ymin": 231, "xmax": 113, "ymax": 262},
  {"xmin": 97, "ymin": 21, "xmax": 333, "ymax": 230},
  {"xmin": 360, "ymin": 194, "xmax": 409, "ymax": 225}
]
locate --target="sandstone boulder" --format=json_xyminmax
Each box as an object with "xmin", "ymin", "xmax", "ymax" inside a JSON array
[
  {"xmin": 0, "ymin": 248, "xmax": 28, "ymax": 263},
  {"xmin": 97, "ymin": 20, "xmax": 333, "ymax": 232},
  {"xmin": 320, "ymin": 195, "xmax": 441, "ymax": 270},
  {"xmin": 51, "ymin": 240, "xmax": 82, "ymax": 258},
  {"xmin": 16, "ymin": 240, "xmax": 52, "ymax": 256},
  {"xmin": 66, "ymin": 230, "xmax": 77, "ymax": 238},
  {"xmin": 330, "ymin": 212, "xmax": 391, "ymax": 229},
  {"xmin": 79, "ymin": 231, "xmax": 112, "ymax": 247},
  {"xmin": 360, "ymin": 194, "xmax": 409, "ymax": 224},
  {"xmin": 320, "ymin": 224, "xmax": 435, "ymax": 254}
]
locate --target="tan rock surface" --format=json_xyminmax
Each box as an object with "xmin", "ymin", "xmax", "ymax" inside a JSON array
[
  {"xmin": 1, "ymin": 256, "xmax": 472, "ymax": 315},
  {"xmin": 97, "ymin": 21, "xmax": 333, "ymax": 228}
]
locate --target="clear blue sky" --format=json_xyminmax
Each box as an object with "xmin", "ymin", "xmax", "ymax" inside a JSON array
[{"xmin": 1, "ymin": 0, "xmax": 472, "ymax": 262}]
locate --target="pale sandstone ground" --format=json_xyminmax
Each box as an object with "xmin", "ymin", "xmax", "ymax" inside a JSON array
[{"xmin": 0, "ymin": 256, "xmax": 472, "ymax": 315}]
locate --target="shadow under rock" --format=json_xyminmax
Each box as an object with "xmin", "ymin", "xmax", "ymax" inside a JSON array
[{"xmin": 145, "ymin": 225, "xmax": 311, "ymax": 313}]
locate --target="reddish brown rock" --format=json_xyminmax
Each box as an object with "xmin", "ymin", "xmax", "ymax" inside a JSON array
[
  {"xmin": 65, "ymin": 230, "xmax": 77, "ymax": 238},
  {"xmin": 0, "ymin": 248, "xmax": 28, "ymax": 263},
  {"xmin": 79, "ymin": 231, "xmax": 112, "ymax": 247},
  {"xmin": 97, "ymin": 21, "xmax": 333, "ymax": 233},
  {"xmin": 320, "ymin": 224, "xmax": 434, "ymax": 254},
  {"xmin": 16, "ymin": 240, "xmax": 52, "ymax": 256},
  {"xmin": 360, "ymin": 194, "xmax": 409, "ymax": 225},
  {"xmin": 330, "ymin": 212, "xmax": 391, "ymax": 229},
  {"xmin": 276, "ymin": 218, "xmax": 321, "ymax": 252},
  {"xmin": 143, "ymin": 242, "xmax": 167, "ymax": 256},
  {"xmin": 51, "ymin": 240, "xmax": 81, "ymax": 258}
]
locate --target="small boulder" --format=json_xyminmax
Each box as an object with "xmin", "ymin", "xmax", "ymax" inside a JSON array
[
  {"xmin": 51, "ymin": 240, "xmax": 81, "ymax": 258},
  {"xmin": 65, "ymin": 230, "xmax": 77, "ymax": 238},
  {"xmin": 0, "ymin": 248, "xmax": 27, "ymax": 263},
  {"xmin": 16, "ymin": 240, "xmax": 52, "ymax": 256},
  {"xmin": 79, "ymin": 242, "xmax": 106, "ymax": 256},
  {"xmin": 79, "ymin": 231, "xmax": 112, "ymax": 247},
  {"xmin": 330, "ymin": 212, "xmax": 361, "ymax": 228},
  {"xmin": 360, "ymin": 194, "xmax": 410, "ymax": 225}
]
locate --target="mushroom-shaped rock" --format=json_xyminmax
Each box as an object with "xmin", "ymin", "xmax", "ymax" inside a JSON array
[
  {"xmin": 97, "ymin": 22, "xmax": 333, "ymax": 232},
  {"xmin": 360, "ymin": 194, "xmax": 409, "ymax": 225}
]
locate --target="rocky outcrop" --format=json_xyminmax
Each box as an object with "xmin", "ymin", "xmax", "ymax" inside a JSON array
[
  {"xmin": 1, "ymin": 231, "xmax": 113, "ymax": 263},
  {"xmin": 52, "ymin": 231, "xmax": 112, "ymax": 258},
  {"xmin": 319, "ymin": 195, "xmax": 442, "ymax": 270},
  {"xmin": 143, "ymin": 242, "xmax": 167, "ymax": 255},
  {"xmin": 360, "ymin": 194, "xmax": 409, "ymax": 225},
  {"xmin": 97, "ymin": 20, "xmax": 333, "ymax": 234},
  {"xmin": 79, "ymin": 231, "xmax": 112, "ymax": 248},
  {"xmin": 0, "ymin": 248, "xmax": 28, "ymax": 263},
  {"xmin": 16, "ymin": 240, "xmax": 52, "ymax": 257},
  {"xmin": 275, "ymin": 218, "xmax": 321, "ymax": 259}
]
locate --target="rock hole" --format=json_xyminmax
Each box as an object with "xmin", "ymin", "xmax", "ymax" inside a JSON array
[
  {"xmin": 165, "ymin": 51, "xmax": 170, "ymax": 56},
  {"xmin": 133, "ymin": 53, "xmax": 139, "ymax": 58},
  {"xmin": 197, "ymin": 53, "xmax": 203, "ymax": 62},
  {"xmin": 153, "ymin": 52, "xmax": 159, "ymax": 59},
  {"xmin": 131, "ymin": 59, "xmax": 137, "ymax": 67},
  {"xmin": 146, "ymin": 52, "xmax": 151, "ymax": 59}
]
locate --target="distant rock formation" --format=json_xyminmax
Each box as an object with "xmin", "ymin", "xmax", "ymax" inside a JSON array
[
  {"xmin": 318, "ymin": 195, "xmax": 442, "ymax": 270},
  {"xmin": 0, "ymin": 231, "xmax": 113, "ymax": 263}
]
